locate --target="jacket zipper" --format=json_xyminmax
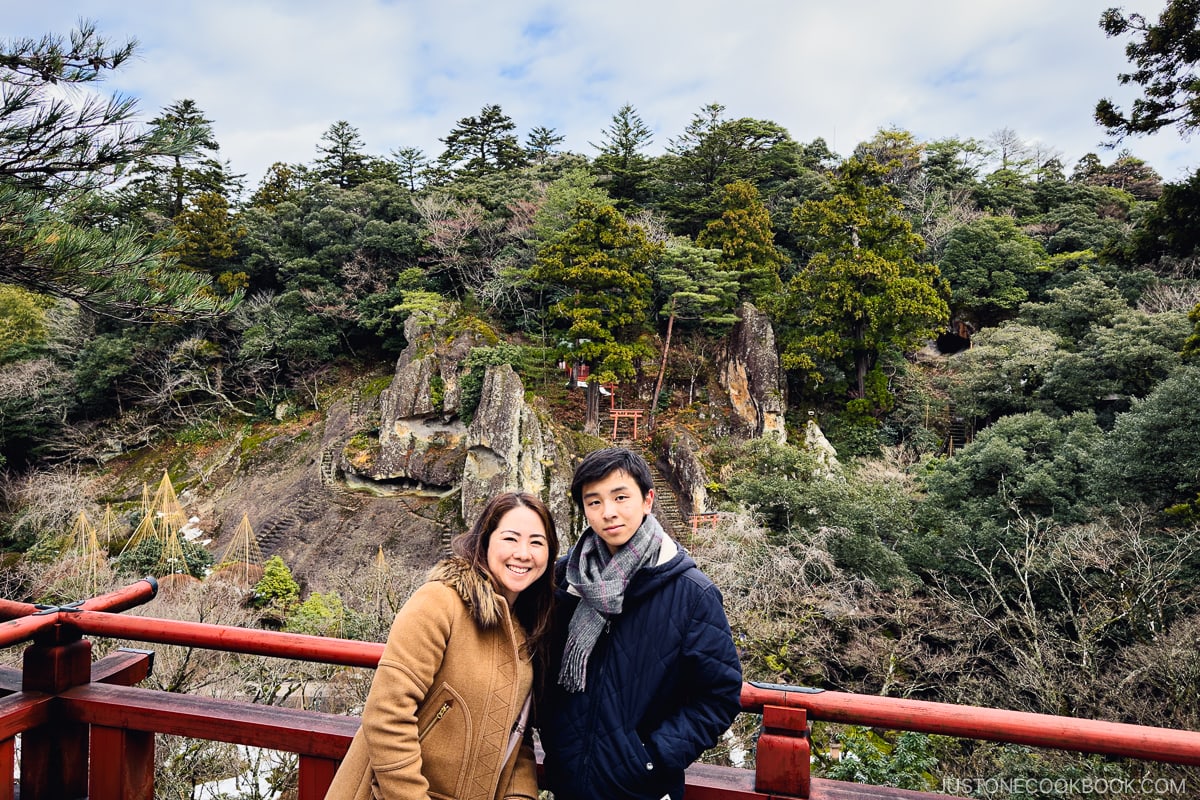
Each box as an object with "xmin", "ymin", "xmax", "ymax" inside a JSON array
[{"xmin": 418, "ymin": 700, "xmax": 452, "ymax": 741}]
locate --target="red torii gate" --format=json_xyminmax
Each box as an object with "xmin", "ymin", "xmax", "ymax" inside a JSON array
[{"xmin": 610, "ymin": 408, "xmax": 643, "ymax": 440}]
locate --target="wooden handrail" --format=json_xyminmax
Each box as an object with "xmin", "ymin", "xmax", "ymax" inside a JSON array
[
  {"xmin": 60, "ymin": 681, "xmax": 359, "ymax": 757},
  {"xmin": 0, "ymin": 691, "xmax": 52, "ymax": 740},
  {"xmin": 741, "ymin": 682, "xmax": 1200, "ymax": 767},
  {"xmin": 69, "ymin": 608, "xmax": 384, "ymax": 667}
]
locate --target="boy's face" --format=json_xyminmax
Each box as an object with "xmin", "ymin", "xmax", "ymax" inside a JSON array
[{"xmin": 580, "ymin": 468, "xmax": 655, "ymax": 555}]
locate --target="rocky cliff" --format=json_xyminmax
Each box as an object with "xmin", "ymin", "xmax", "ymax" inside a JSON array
[{"xmin": 720, "ymin": 303, "xmax": 787, "ymax": 442}]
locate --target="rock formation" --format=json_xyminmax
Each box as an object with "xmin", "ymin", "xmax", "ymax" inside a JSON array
[
  {"xmin": 720, "ymin": 303, "xmax": 787, "ymax": 441},
  {"xmin": 343, "ymin": 314, "xmax": 580, "ymax": 540},
  {"xmin": 461, "ymin": 364, "xmax": 577, "ymax": 539},
  {"xmin": 659, "ymin": 427, "xmax": 710, "ymax": 518}
]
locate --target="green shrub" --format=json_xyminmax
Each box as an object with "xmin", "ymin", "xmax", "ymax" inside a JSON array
[{"xmin": 115, "ymin": 537, "xmax": 214, "ymax": 578}]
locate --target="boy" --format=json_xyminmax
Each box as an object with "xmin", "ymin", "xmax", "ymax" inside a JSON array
[{"xmin": 538, "ymin": 447, "xmax": 743, "ymax": 800}]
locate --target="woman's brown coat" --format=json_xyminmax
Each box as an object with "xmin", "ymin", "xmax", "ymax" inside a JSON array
[{"xmin": 324, "ymin": 558, "xmax": 538, "ymax": 800}]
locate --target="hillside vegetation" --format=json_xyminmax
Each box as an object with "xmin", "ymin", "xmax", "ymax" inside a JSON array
[{"xmin": 3, "ymin": 13, "xmax": 1200, "ymax": 795}]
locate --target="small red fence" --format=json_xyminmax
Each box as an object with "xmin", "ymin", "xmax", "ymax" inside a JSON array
[{"xmin": 3, "ymin": 579, "xmax": 1200, "ymax": 800}]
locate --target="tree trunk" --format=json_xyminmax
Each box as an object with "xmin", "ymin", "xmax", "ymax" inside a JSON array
[
  {"xmin": 584, "ymin": 379, "xmax": 600, "ymax": 436},
  {"xmin": 649, "ymin": 299, "xmax": 676, "ymax": 431}
]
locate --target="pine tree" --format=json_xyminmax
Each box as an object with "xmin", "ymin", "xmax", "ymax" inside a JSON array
[
  {"xmin": 649, "ymin": 239, "xmax": 739, "ymax": 420},
  {"xmin": 592, "ymin": 104, "xmax": 654, "ymax": 209},
  {"xmin": 0, "ymin": 23, "xmax": 233, "ymax": 319},
  {"xmin": 315, "ymin": 120, "xmax": 375, "ymax": 188},
  {"xmin": 437, "ymin": 104, "xmax": 527, "ymax": 175},
  {"xmin": 118, "ymin": 99, "xmax": 241, "ymax": 220},
  {"xmin": 390, "ymin": 146, "xmax": 430, "ymax": 191},
  {"xmin": 526, "ymin": 125, "xmax": 565, "ymax": 164},
  {"xmin": 1096, "ymin": 0, "xmax": 1200, "ymax": 140}
]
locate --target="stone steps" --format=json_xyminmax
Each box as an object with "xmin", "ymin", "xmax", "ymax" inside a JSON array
[{"xmin": 396, "ymin": 495, "xmax": 453, "ymax": 556}]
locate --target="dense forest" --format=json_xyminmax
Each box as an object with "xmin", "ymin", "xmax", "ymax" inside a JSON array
[{"xmin": 4, "ymin": 5, "xmax": 1200, "ymax": 798}]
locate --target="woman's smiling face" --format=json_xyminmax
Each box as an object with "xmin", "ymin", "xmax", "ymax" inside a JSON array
[{"xmin": 486, "ymin": 505, "xmax": 549, "ymax": 606}]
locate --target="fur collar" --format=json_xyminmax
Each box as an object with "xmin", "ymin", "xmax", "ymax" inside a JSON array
[{"xmin": 426, "ymin": 557, "xmax": 507, "ymax": 629}]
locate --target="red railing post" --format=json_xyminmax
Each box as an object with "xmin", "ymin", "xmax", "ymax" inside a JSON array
[
  {"xmin": 20, "ymin": 624, "xmax": 93, "ymax": 800},
  {"xmin": 89, "ymin": 649, "xmax": 157, "ymax": 800},
  {"xmin": 1, "ymin": 736, "xmax": 13, "ymax": 800},
  {"xmin": 754, "ymin": 704, "xmax": 810, "ymax": 798},
  {"xmin": 90, "ymin": 725, "xmax": 154, "ymax": 800},
  {"xmin": 299, "ymin": 754, "xmax": 341, "ymax": 800}
]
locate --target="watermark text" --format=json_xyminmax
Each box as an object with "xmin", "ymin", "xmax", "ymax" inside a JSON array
[{"xmin": 941, "ymin": 776, "xmax": 1188, "ymax": 797}]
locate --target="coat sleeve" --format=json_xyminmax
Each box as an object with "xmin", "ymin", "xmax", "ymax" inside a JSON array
[
  {"xmin": 645, "ymin": 579, "xmax": 744, "ymax": 773},
  {"xmin": 360, "ymin": 582, "xmax": 456, "ymax": 799}
]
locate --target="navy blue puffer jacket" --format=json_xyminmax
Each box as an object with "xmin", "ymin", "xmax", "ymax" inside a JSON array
[{"xmin": 538, "ymin": 534, "xmax": 743, "ymax": 800}]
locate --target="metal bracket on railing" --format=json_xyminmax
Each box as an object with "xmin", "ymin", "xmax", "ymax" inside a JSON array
[
  {"xmin": 31, "ymin": 599, "xmax": 84, "ymax": 615},
  {"xmin": 748, "ymin": 680, "xmax": 825, "ymax": 694}
]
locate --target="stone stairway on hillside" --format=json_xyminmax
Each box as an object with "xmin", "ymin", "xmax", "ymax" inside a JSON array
[
  {"xmin": 319, "ymin": 447, "xmax": 338, "ymax": 486},
  {"xmin": 256, "ymin": 488, "xmax": 326, "ymax": 557},
  {"xmin": 945, "ymin": 409, "xmax": 974, "ymax": 455},
  {"xmin": 600, "ymin": 406, "xmax": 686, "ymax": 540},
  {"xmin": 648, "ymin": 463, "xmax": 686, "ymax": 540},
  {"xmin": 395, "ymin": 495, "xmax": 453, "ymax": 556},
  {"xmin": 623, "ymin": 442, "xmax": 687, "ymax": 541},
  {"xmin": 255, "ymin": 513, "xmax": 294, "ymax": 557}
]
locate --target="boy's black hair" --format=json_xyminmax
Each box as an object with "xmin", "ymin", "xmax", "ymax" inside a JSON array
[{"xmin": 570, "ymin": 447, "xmax": 655, "ymax": 508}]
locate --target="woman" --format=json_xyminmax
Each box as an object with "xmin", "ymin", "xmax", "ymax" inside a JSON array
[{"xmin": 325, "ymin": 492, "xmax": 557, "ymax": 800}]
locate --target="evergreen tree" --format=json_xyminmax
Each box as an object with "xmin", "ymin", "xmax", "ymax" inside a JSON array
[
  {"xmin": 696, "ymin": 180, "xmax": 786, "ymax": 303},
  {"xmin": 529, "ymin": 168, "xmax": 612, "ymax": 246},
  {"xmin": 1095, "ymin": 366, "xmax": 1200, "ymax": 510},
  {"xmin": 1129, "ymin": 167, "xmax": 1200, "ymax": 267},
  {"xmin": 529, "ymin": 199, "xmax": 661, "ymax": 380},
  {"xmin": 1096, "ymin": 0, "xmax": 1200, "ymax": 140},
  {"xmin": 937, "ymin": 216, "xmax": 1050, "ymax": 327},
  {"xmin": 315, "ymin": 120, "xmax": 378, "ymax": 189},
  {"xmin": 1071, "ymin": 153, "xmax": 1105, "ymax": 182},
  {"xmin": 591, "ymin": 103, "xmax": 654, "ymax": 209},
  {"xmin": 437, "ymin": 104, "xmax": 527, "ymax": 175},
  {"xmin": 165, "ymin": 191, "xmax": 247, "ymax": 294},
  {"xmin": 118, "ymin": 99, "xmax": 241, "ymax": 220},
  {"xmin": 1076, "ymin": 151, "xmax": 1163, "ymax": 199},
  {"xmin": 0, "ymin": 22, "xmax": 232, "ymax": 319},
  {"xmin": 252, "ymin": 554, "xmax": 301, "ymax": 612},
  {"xmin": 649, "ymin": 239, "xmax": 739, "ymax": 419},
  {"xmin": 247, "ymin": 161, "xmax": 309, "ymax": 210},
  {"xmin": 779, "ymin": 158, "xmax": 950, "ymax": 403},
  {"xmin": 525, "ymin": 125, "xmax": 565, "ymax": 164},
  {"xmin": 657, "ymin": 103, "xmax": 803, "ymax": 235},
  {"xmin": 923, "ymin": 137, "xmax": 987, "ymax": 194},
  {"xmin": 853, "ymin": 127, "xmax": 926, "ymax": 191},
  {"xmin": 1185, "ymin": 297, "xmax": 1200, "ymax": 361},
  {"xmin": 390, "ymin": 146, "xmax": 430, "ymax": 192},
  {"xmin": 975, "ymin": 167, "xmax": 1039, "ymax": 217},
  {"xmin": 654, "ymin": 239, "xmax": 739, "ymax": 329}
]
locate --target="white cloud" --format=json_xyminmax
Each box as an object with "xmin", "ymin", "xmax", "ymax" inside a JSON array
[{"xmin": 6, "ymin": 0, "xmax": 1194, "ymax": 186}]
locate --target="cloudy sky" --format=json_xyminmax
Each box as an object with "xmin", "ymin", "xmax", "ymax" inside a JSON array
[{"xmin": 7, "ymin": 1, "xmax": 1195, "ymax": 189}]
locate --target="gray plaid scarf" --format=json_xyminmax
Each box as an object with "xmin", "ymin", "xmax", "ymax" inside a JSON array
[{"xmin": 557, "ymin": 513, "xmax": 664, "ymax": 692}]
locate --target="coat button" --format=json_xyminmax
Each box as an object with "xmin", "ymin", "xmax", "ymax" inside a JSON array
[{"xmin": 646, "ymin": 762, "xmax": 654, "ymax": 770}]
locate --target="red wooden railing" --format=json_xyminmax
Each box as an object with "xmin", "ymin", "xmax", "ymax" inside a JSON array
[{"xmin": 3, "ymin": 579, "xmax": 1200, "ymax": 800}]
